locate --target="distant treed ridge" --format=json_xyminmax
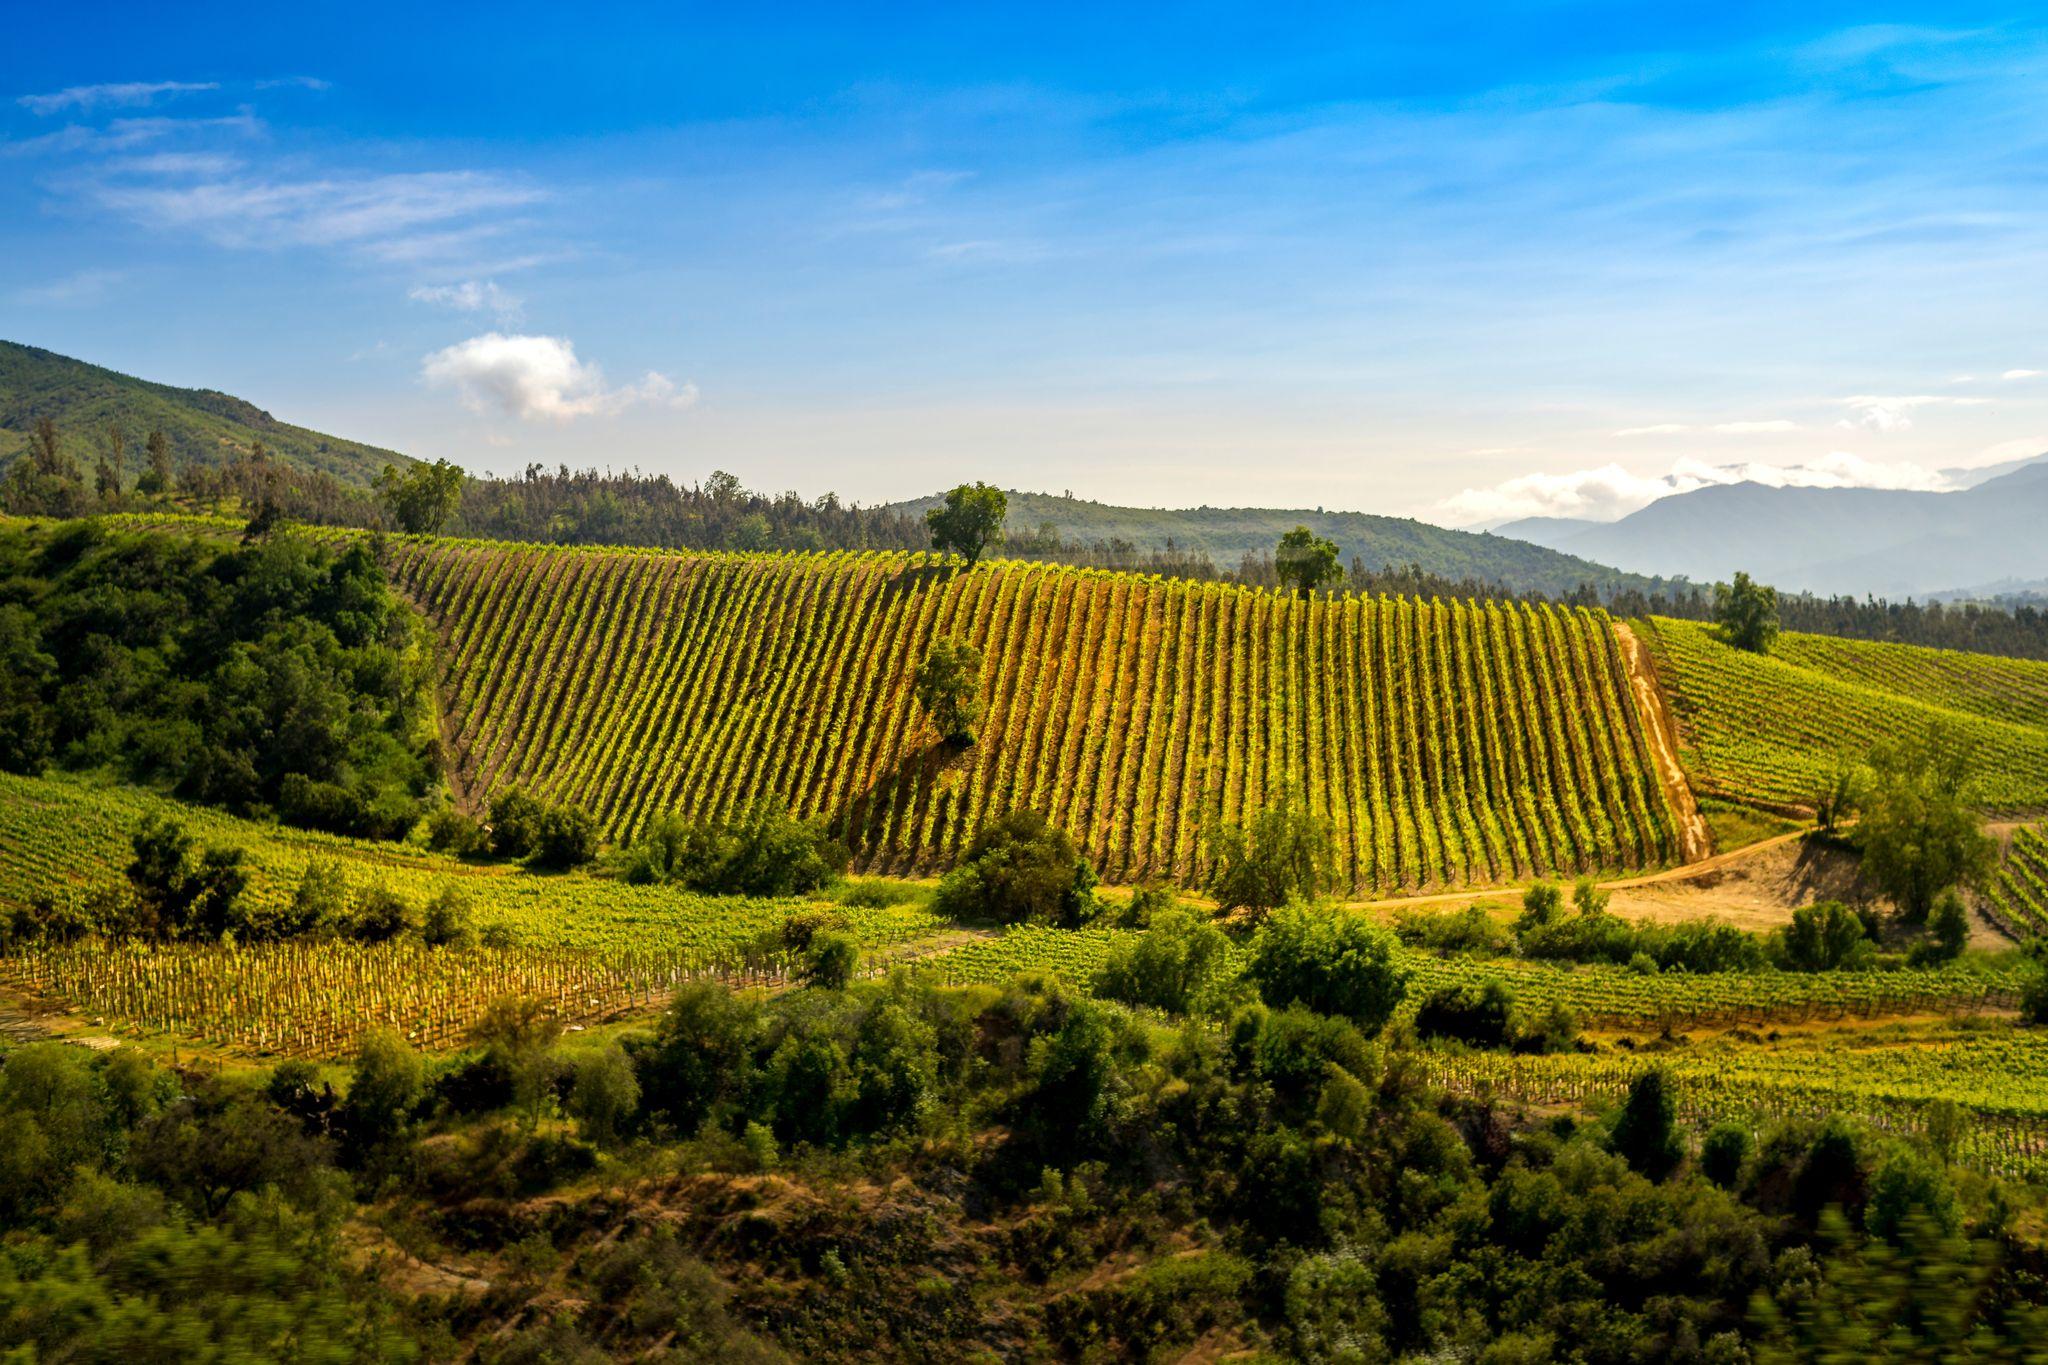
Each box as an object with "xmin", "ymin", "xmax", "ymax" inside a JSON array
[{"xmin": 390, "ymin": 541, "xmax": 1679, "ymax": 893}]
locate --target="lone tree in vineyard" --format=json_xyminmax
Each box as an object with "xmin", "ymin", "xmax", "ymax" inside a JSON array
[
  {"xmin": 916, "ymin": 638, "xmax": 984, "ymax": 745},
  {"xmin": 1857, "ymin": 723, "xmax": 1995, "ymax": 924},
  {"xmin": 926, "ymin": 482, "xmax": 1007, "ymax": 565},
  {"xmin": 1714, "ymin": 570, "xmax": 1780, "ymax": 654},
  {"xmin": 1275, "ymin": 525, "xmax": 1342, "ymax": 597}
]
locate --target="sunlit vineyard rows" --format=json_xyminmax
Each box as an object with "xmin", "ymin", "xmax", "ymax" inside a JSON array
[
  {"xmin": 377, "ymin": 533, "xmax": 1679, "ymax": 894},
  {"xmin": 1637, "ymin": 616, "xmax": 2048, "ymax": 811},
  {"xmin": 1987, "ymin": 823, "xmax": 2048, "ymax": 937},
  {"xmin": 1424, "ymin": 1022, "xmax": 2048, "ymax": 1177}
]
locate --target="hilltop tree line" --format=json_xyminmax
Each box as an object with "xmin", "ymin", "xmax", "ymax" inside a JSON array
[{"xmin": 12, "ymin": 415, "xmax": 2048, "ymax": 658}]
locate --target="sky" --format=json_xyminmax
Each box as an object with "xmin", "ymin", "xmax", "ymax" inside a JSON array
[{"xmin": 4, "ymin": 2, "xmax": 2046, "ymax": 525}]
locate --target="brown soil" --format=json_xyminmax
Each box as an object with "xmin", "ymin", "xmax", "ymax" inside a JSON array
[{"xmin": 1612, "ymin": 621, "xmax": 1713, "ymax": 863}]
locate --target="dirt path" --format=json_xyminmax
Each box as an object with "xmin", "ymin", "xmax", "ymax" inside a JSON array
[
  {"xmin": 1613, "ymin": 621, "xmax": 1713, "ymax": 863},
  {"xmin": 1342, "ymin": 827, "xmax": 1812, "ymax": 916}
]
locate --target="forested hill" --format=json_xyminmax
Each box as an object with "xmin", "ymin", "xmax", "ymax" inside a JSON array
[
  {"xmin": 0, "ymin": 340, "xmax": 409, "ymax": 487},
  {"xmin": 886, "ymin": 488, "xmax": 1686, "ymax": 598}
]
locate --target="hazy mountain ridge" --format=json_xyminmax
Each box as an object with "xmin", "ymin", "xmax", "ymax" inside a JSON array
[
  {"xmin": 886, "ymin": 489, "xmax": 1679, "ymax": 597},
  {"xmin": 1498, "ymin": 456, "xmax": 2048, "ymax": 598},
  {"xmin": 0, "ymin": 341, "xmax": 410, "ymax": 487}
]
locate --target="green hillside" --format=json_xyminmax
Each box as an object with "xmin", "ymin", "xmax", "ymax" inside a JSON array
[
  {"xmin": 0, "ymin": 340, "xmax": 410, "ymax": 487},
  {"xmin": 887, "ymin": 488, "xmax": 1680, "ymax": 597},
  {"xmin": 1638, "ymin": 616, "xmax": 2048, "ymax": 812}
]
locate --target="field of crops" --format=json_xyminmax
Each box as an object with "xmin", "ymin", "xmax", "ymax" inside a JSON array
[
  {"xmin": 1637, "ymin": 617, "xmax": 2048, "ymax": 812},
  {"xmin": 1425, "ymin": 1021, "xmax": 2048, "ymax": 1176},
  {"xmin": 1987, "ymin": 823, "xmax": 2048, "ymax": 937},
  {"xmin": 0, "ymin": 771, "xmax": 948, "ymax": 1054},
  {"xmin": 381, "ymin": 535, "xmax": 1678, "ymax": 895}
]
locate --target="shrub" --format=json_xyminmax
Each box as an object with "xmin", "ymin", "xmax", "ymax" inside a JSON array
[
  {"xmin": 419, "ymin": 888, "xmax": 476, "ymax": 948},
  {"xmin": 489, "ymin": 788, "xmax": 547, "ymax": 859},
  {"xmin": 567, "ymin": 1045, "xmax": 642, "ymax": 1146},
  {"xmin": 531, "ymin": 803, "xmax": 600, "ymax": 869},
  {"xmin": 915, "ymin": 637, "xmax": 984, "ymax": 745},
  {"xmin": 348, "ymin": 884, "xmax": 412, "ymax": 943},
  {"xmin": 1910, "ymin": 888, "xmax": 1970, "ymax": 966},
  {"xmin": 1246, "ymin": 901, "xmax": 1408, "ymax": 1034},
  {"xmin": 423, "ymin": 807, "xmax": 488, "ymax": 857},
  {"xmin": 934, "ymin": 810, "xmax": 1097, "ymax": 927},
  {"xmin": 1777, "ymin": 900, "xmax": 1871, "ymax": 972},
  {"xmin": 1208, "ymin": 803, "xmax": 1332, "ymax": 914},
  {"xmin": 1700, "ymin": 1121, "xmax": 1752, "ymax": 1188},
  {"xmin": 1394, "ymin": 904, "xmax": 1510, "ymax": 955},
  {"xmin": 1094, "ymin": 909, "xmax": 1233, "ymax": 1014},
  {"xmin": 802, "ymin": 930, "xmax": 860, "ymax": 990},
  {"xmin": 1414, "ymin": 982, "xmax": 1515, "ymax": 1048},
  {"xmin": 619, "ymin": 801, "xmax": 847, "ymax": 895}
]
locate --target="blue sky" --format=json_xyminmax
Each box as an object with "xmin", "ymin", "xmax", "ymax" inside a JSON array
[{"xmin": 5, "ymin": 3, "xmax": 2046, "ymax": 523}]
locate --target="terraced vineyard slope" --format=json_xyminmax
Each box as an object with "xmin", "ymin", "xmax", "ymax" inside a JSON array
[
  {"xmin": 1988, "ymin": 823, "xmax": 2048, "ymax": 937},
  {"xmin": 1637, "ymin": 616, "xmax": 2048, "ymax": 812},
  {"xmin": 390, "ymin": 538, "xmax": 1680, "ymax": 894}
]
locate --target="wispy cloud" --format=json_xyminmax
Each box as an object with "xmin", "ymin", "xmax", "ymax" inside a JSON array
[
  {"xmin": 421, "ymin": 333, "xmax": 695, "ymax": 421},
  {"xmin": 18, "ymin": 80, "xmax": 218, "ymax": 116},
  {"xmin": 1836, "ymin": 394, "xmax": 1988, "ymax": 432},
  {"xmin": 2005, "ymin": 368, "xmax": 2042, "ymax": 380},
  {"xmin": 13, "ymin": 267, "xmax": 124, "ymax": 306},
  {"xmin": 254, "ymin": 76, "xmax": 332, "ymax": 92},
  {"xmin": 409, "ymin": 278, "xmax": 523, "ymax": 321}
]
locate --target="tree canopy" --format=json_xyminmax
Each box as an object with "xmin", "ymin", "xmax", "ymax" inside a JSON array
[
  {"xmin": 926, "ymin": 482, "xmax": 1008, "ymax": 564},
  {"xmin": 1714, "ymin": 570, "xmax": 1780, "ymax": 653},
  {"xmin": 1274, "ymin": 524, "xmax": 1341, "ymax": 597}
]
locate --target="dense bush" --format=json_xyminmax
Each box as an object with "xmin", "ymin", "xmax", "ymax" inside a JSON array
[
  {"xmin": 616, "ymin": 800, "xmax": 848, "ymax": 894},
  {"xmin": 934, "ymin": 810, "xmax": 1097, "ymax": 926},
  {"xmin": 0, "ymin": 522, "xmax": 435, "ymax": 837},
  {"xmin": 1245, "ymin": 901, "xmax": 1407, "ymax": 1033},
  {"xmin": 1094, "ymin": 909, "xmax": 1234, "ymax": 1014},
  {"xmin": 1207, "ymin": 803, "xmax": 1333, "ymax": 914}
]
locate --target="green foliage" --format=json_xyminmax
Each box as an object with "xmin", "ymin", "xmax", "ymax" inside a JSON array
[
  {"xmin": 802, "ymin": 929, "xmax": 860, "ymax": 990},
  {"xmin": 418, "ymin": 887, "xmax": 475, "ymax": 948},
  {"xmin": 1414, "ymin": 981, "xmax": 1516, "ymax": 1048},
  {"xmin": 1778, "ymin": 899, "xmax": 1873, "ymax": 972},
  {"xmin": 934, "ymin": 809, "xmax": 1097, "ymax": 926},
  {"xmin": 1275, "ymin": 524, "xmax": 1342, "ymax": 597},
  {"xmin": 1700, "ymin": 1121, "xmax": 1753, "ymax": 1188},
  {"xmin": 1857, "ymin": 724, "xmax": 1996, "ymax": 922},
  {"xmin": 487, "ymin": 787, "xmax": 548, "ymax": 859},
  {"xmin": 1610, "ymin": 1067, "xmax": 1683, "ymax": 1180},
  {"xmin": 1208, "ymin": 802, "xmax": 1333, "ymax": 914},
  {"xmin": 375, "ymin": 457, "xmax": 465, "ymax": 534},
  {"xmin": 1714, "ymin": 570, "xmax": 1780, "ymax": 653},
  {"xmin": 0, "ymin": 523, "xmax": 433, "ymax": 838},
  {"xmin": 1094, "ymin": 908, "xmax": 1233, "ymax": 1014},
  {"xmin": 568, "ymin": 1045, "xmax": 642, "ymax": 1145},
  {"xmin": 1246, "ymin": 901, "xmax": 1408, "ymax": 1033},
  {"xmin": 618, "ymin": 800, "xmax": 848, "ymax": 895},
  {"xmin": 915, "ymin": 637, "xmax": 984, "ymax": 745},
  {"xmin": 531, "ymin": 802, "xmax": 600, "ymax": 869},
  {"xmin": 339, "ymin": 1027, "xmax": 425, "ymax": 1158},
  {"xmin": 1910, "ymin": 888, "xmax": 1970, "ymax": 966},
  {"xmin": 925, "ymin": 481, "xmax": 1007, "ymax": 564}
]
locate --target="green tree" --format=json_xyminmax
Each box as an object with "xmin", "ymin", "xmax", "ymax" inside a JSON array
[
  {"xmin": 1778, "ymin": 900, "xmax": 1872, "ymax": 972},
  {"xmin": 339, "ymin": 1027, "xmax": 425, "ymax": 1156},
  {"xmin": 1208, "ymin": 803, "xmax": 1333, "ymax": 915},
  {"xmin": 802, "ymin": 929, "xmax": 860, "ymax": 989},
  {"xmin": 934, "ymin": 810, "xmax": 1098, "ymax": 926},
  {"xmin": 1911, "ymin": 888, "xmax": 1971, "ymax": 965},
  {"xmin": 1713, "ymin": 570, "xmax": 1780, "ymax": 653},
  {"xmin": 1857, "ymin": 725, "xmax": 1995, "ymax": 923},
  {"xmin": 375, "ymin": 458, "xmax": 466, "ymax": 535},
  {"xmin": 925, "ymin": 481, "xmax": 1007, "ymax": 564},
  {"xmin": 1094, "ymin": 908, "xmax": 1233, "ymax": 1014},
  {"xmin": 137, "ymin": 427, "xmax": 175, "ymax": 496},
  {"xmin": 567, "ymin": 1044, "xmax": 641, "ymax": 1145},
  {"xmin": 1610, "ymin": 1067, "xmax": 1683, "ymax": 1180},
  {"xmin": 915, "ymin": 637, "xmax": 984, "ymax": 745},
  {"xmin": 532, "ymin": 802, "xmax": 600, "ymax": 869},
  {"xmin": 1246, "ymin": 901, "xmax": 1408, "ymax": 1033},
  {"xmin": 1275, "ymin": 525, "xmax": 1341, "ymax": 597}
]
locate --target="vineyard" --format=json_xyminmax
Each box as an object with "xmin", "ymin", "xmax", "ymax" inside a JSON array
[
  {"xmin": 381, "ymin": 534, "xmax": 1680, "ymax": 895},
  {"xmin": 1988, "ymin": 823, "xmax": 2048, "ymax": 937},
  {"xmin": 1637, "ymin": 616, "xmax": 2048, "ymax": 811}
]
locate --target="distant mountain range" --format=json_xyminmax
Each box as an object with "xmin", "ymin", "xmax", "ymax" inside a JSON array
[
  {"xmin": 885, "ymin": 490, "xmax": 1681, "ymax": 597},
  {"xmin": 0, "ymin": 340, "xmax": 407, "ymax": 487},
  {"xmin": 1494, "ymin": 457, "xmax": 2048, "ymax": 599}
]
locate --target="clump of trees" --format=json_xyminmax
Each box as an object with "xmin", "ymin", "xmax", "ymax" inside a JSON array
[
  {"xmin": 1714, "ymin": 570, "xmax": 1780, "ymax": 653},
  {"xmin": 0, "ymin": 522, "xmax": 436, "ymax": 838},
  {"xmin": 613, "ymin": 799, "xmax": 849, "ymax": 896},
  {"xmin": 926, "ymin": 482, "xmax": 1008, "ymax": 564},
  {"xmin": 483, "ymin": 788, "xmax": 602, "ymax": 870},
  {"xmin": 915, "ymin": 638, "xmax": 984, "ymax": 745},
  {"xmin": 374, "ymin": 458, "xmax": 466, "ymax": 535},
  {"xmin": 935, "ymin": 810, "xmax": 1098, "ymax": 926},
  {"xmin": 1855, "ymin": 724, "xmax": 1995, "ymax": 925}
]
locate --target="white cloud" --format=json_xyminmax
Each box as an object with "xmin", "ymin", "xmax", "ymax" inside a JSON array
[
  {"xmin": 1441, "ymin": 451, "xmax": 1961, "ymax": 524},
  {"xmin": 420, "ymin": 333, "xmax": 695, "ymax": 422},
  {"xmin": 254, "ymin": 76, "xmax": 332, "ymax": 92},
  {"xmin": 409, "ymin": 279, "xmax": 522, "ymax": 321},
  {"xmin": 1614, "ymin": 419, "xmax": 1798, "ymax": 436},
  {"xmin": 2005, "ymin": 369, "xmax": 2042, "ymax": 380},
  {"xmin": 18, "ymin": 81, "xmax": 218, "ymax": 116},
  {"xmin": 13, "ymin": 267, "xmax": 123, "ymax": 306},
  {"xmin": 92, "ymin": 168, "xmax": 543, "ymax": 250},
  {"xmin": 1836, "ymin": 393, "xmax": 1987, "ymax": 432}
]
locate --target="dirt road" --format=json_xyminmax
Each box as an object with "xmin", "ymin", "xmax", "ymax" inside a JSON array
[{"xmin": 1613, "ymin": 621, "xmax": 1714, "ymax": 863}]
